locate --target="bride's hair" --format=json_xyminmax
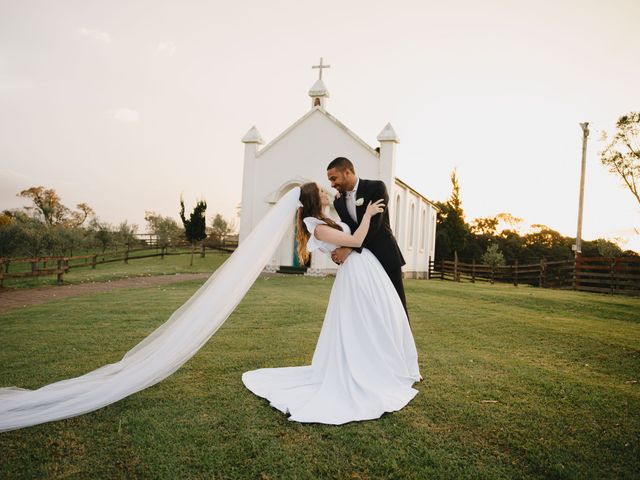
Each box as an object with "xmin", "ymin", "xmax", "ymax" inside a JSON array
[{"xmin": 296, "ymin": 182, "xmax": 342, "ymax": 264}]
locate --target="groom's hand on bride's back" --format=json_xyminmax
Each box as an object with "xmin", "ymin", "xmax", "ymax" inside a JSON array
[{"xmin": 331, "ymin": 247, "xmax": 352, "ymax": 265}]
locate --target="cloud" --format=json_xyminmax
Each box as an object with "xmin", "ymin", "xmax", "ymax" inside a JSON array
[
  {"xmin": 107, "ymin": 108, "xmax": 140, "ymax": 123},
  {"xmin": 156, "ymin": 41, "xmax": 177, "ymax": 56},
  {"xmin": 77, "ymin": 27, "xmax": 112, "ymax": 43}
]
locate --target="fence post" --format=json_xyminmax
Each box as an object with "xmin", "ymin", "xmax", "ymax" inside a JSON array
[
  {"xmin": 490, "ymin": 265, "xmax": 495, "ymax": 284},
  {"xmin": 427, "ymin": 256, "xmax": 431, "ymax": 280},
  {"xmin": 92, "ymin": 255, "xmax": 97, "ymax": 269},
  {"xmin": 610, "ymin": 258, "xmax": 616, "ymax": 294},
  {"xmin": 573, "ymin": 254, "xmax": 581, "ymax": 291},
  {"xmin": 471, "ymin": 259, "xmax": 476, "ymax": 283},
  {"xmin": 539, "ymin": 258, "xmax": 547, "ymax": 288},
  {"xmin": 440, "ymin": 259, "xmax": 445, "ymax": 280},
  {"xmin": 31, "ymin": 258, "xmax": 38, "ymax": 273},
  {"xmin": 454, "ymin": 251, "xmax": 459, "ymax": 282},
  {"xmin": 57, "ymin": 259, "xmax": 64, "ymax": 284},
  {"xmin": 514, "ymin": 259, "xmax": 519, "ymax": 287}
]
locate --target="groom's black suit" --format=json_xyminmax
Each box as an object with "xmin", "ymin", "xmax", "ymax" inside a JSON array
[{"xmin": 333, "ymin": 178, "xmax": 408, "ymax": 313}]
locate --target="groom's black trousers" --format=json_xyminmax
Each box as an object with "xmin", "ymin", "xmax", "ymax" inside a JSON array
[{"xmin": 385, "ymin": 266, "xmax": 409, "ymax": 322}]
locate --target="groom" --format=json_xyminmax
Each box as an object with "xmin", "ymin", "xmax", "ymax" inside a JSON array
[{"xmin": 327, "ymin": 157, "xmax": 408, "ymax": 315}]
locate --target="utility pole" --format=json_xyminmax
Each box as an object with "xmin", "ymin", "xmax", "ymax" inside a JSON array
[{"xmin": 574, "ymin": 122, "xmax": 589, "ymax": 256}]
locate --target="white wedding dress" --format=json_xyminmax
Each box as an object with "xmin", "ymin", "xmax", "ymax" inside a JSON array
[
  {"xmin": 0, "ymin": 188, "xmax": 303, "ymax": 432},
  {"xmin": 242, "ymin": 217, "xmax": 421, "ymax": 425}
]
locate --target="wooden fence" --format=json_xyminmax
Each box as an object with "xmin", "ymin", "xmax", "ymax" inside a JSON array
[
  {"xmin": 0, "ymin": 243, "xmax": 235, "ymax": 287},
  {"xmin": 429, "ymin": 256, "xmax": 640, "ymax": 296}
]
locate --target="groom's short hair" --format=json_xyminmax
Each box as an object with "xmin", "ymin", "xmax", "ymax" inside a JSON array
[{"xmin": 327, "ymin": 157, "xmax": 355, "ymax": 173}]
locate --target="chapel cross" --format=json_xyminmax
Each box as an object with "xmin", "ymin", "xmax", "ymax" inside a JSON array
[{"xmin": 312, "ymin": 57, "xmax": 331, "ymax": 80}]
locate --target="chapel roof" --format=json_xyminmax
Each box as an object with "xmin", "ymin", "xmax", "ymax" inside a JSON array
[{"xmin": 256, "ymin": 107, "xmax": 378, "ymax": 158}]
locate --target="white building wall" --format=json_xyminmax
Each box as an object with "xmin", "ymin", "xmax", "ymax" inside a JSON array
[
  {"xmin": 240, "ymin": 107, "xmax": 437, "ymax": 278},
  {"xmin": 245, "ymin": 109, "xmax": 380, "ymax": 272},
  {"xmin": 391, "ymin": 181, "xmax": 438, "ymax": 278}
]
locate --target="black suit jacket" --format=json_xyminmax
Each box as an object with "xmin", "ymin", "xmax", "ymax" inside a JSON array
[{"xmin": 333, "ymin": 178, "xmax": 405, "ymax": 272}]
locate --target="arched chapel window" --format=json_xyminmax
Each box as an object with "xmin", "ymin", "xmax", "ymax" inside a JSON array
[
  {"xmin": 409, "ymin": 203, "xmax": 415, "ymax": 248},
  {"xmin": 420, "ymin": 208, "xmax": 426, "ymax": 251}
]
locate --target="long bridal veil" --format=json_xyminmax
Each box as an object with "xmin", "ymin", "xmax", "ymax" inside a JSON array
[{"xmin": 0, "ymin": 187, "xmax": 302, "ymax": 432}]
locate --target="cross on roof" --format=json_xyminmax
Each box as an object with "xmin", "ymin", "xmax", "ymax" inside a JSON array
[{"xmin": 312, "ymin": 57, "xmax": 331, "ymax": 80}]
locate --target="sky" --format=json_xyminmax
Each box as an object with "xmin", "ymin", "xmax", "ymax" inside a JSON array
[{"xmin": 1, "ymin": 0, "xmax": 639, "ymax": 251}]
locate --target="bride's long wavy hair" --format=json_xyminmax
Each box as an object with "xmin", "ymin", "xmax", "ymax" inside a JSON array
[{"xmin": 296, "ymin": 182, "xmax": 341, "ymax": 264}]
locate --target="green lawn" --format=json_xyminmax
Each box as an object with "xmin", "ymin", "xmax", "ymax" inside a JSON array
[{"xmin": 0, "ymin": 272, "xmax": 638, "ymax": 479}]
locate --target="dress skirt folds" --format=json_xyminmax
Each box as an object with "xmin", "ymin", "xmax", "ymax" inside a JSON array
[{"xmin": 242, "ymin": 246, "xmax": 421, "ymax": 425}]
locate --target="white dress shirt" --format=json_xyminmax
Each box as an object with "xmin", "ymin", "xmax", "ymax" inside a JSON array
[{"xmin": 345, "ymin": 177, "xmax": 360, "ymax": 222}]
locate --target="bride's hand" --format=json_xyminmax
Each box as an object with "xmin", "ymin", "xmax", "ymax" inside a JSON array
[{"xmin": 365, "ymin": 199, "xmax": 385, "ymax": 217}]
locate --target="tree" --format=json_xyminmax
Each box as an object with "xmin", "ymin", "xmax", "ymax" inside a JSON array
[
  {"xmin": 0, "ymin": 210, "xmax": 54, "ymax": 258},
  {"xmin": 600, "ymin": 112, "xmax": 640, "ymax": 207},
  {"xmin": 18, "ymin": 186, "xmax": 69, "ymax": 226},
  {"xmin": 448, "ymin": 169, "xmax": 463, "ymax": 215},
  {"xmin": 88, "ymin": 218, "xmax": 113, "ymax": 253},
  {"xmin": 49, "ymin": 224, "xmax": 85, "ymax": 256},
  {"xmin": 0, "ymin": 211, "xmax": 13, "ymax": 228},
  {"xmin": 594, "ymin": 238, "xmax": 624, "ymax": 258},
  {"xmin": 66, "ymin": 203, "xmax": 95, "ymax": 227},
  {"xmin": 144, "ymin": 212, "xmax": 183, "ymax": 249},
  {"xmin": 17, "ymin": 186, "xmax": 94, "ymax": 227},
  {"xmin": 0, "ymin": 212, "xmax": 22, "ymax": 258},
  {"xmin": 179, "ymin": 197, "xmax": 207, "ymax": 266},
  {"xmin": 481, "ymin": 244, "xmax": 506, "ymax": 267},
  {"xmin": 435, "ymin": 169, "xmax": 471, "ymax": 260},
  {"xmin": 210, "ymin": 213, "xmax": 236, "ymax": 245},
  {"xmin": 496, "ymin": 229, "xmax": 526, "ymax": 263},
  {"xmin": 470, "ymin": 216, "xmax": 499, "ymax": 236},
  {"xmin": 15, "ymin": 214, "xmax": 49, "ymax": 258},
  {"xmin": 495, "ymin": 212, "xmax": 524, "ymax": 234},
  {"xmin": 522, "ymin": 225, "xmax": 572, "ymax": 261},
  {"xmin": 114, "ymin": 221, "xmax": 138, "ymax": 249}
]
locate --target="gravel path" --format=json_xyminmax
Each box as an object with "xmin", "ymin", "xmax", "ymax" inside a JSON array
[{"xmin": 0, "ymin": 273, "xmax": 211, "ymax": 314}]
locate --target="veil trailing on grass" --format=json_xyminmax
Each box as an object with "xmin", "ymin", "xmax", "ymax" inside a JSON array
[{"xmin": 0, "ymin": 187, "xmax": 302, "ymax": 432}]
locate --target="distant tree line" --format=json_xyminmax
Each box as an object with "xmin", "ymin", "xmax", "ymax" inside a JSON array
[
  {"xmin": 435, "ymin": 171, "xmax": 637, "ymax": 264},
  {"xmin": 0, "ymin": 186, "xmax": 237, "ymax": 259}
]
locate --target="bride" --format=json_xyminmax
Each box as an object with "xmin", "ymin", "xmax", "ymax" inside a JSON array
[{"xmin": 242, "ymin": 182, "xmax": 421, "ymax": 425}]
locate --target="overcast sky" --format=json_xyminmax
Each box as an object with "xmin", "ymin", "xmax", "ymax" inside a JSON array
[{"xmin": 1, "ymin": 0, "xmax": 639, "ymax": 250}]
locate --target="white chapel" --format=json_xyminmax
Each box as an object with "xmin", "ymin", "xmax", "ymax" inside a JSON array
[{"xmin": 239, "ymin": 60, "xmax": 438, "ymax": 278}]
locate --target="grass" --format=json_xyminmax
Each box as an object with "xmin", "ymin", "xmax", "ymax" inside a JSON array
[
  {"xmin": 0, "ymin": 268, "xmax": 639, "ymax": 479},
  {"xmin": 1, "ymin": 249, "xmax": 229, "ymax": 289}
]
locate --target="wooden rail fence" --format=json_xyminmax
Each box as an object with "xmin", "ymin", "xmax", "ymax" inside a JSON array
[
  {"xmin": 0, "ymin": 243, "xmax": 235, "ymax": 287},
  {"xmin": 429, "ymin": 256, "xmax": 640, "ymax": 296}
]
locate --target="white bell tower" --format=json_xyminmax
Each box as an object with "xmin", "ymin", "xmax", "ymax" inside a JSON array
[{"xmin": 309, "ymin": 57, "xmax": 330, "ymax": 109}]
